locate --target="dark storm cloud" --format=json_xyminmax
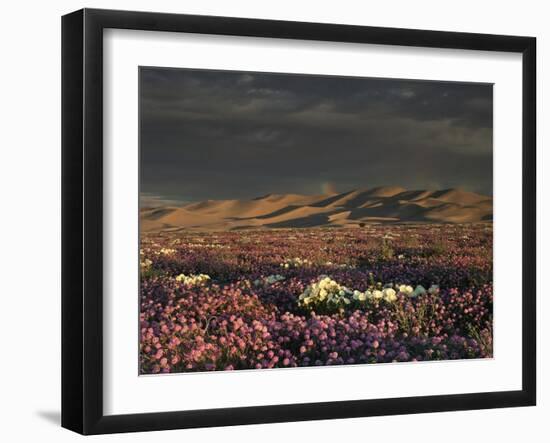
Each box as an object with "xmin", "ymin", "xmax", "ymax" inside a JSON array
[{"xmin": 140, "ymin": 67, "xmax": 493, "ymax": 203}]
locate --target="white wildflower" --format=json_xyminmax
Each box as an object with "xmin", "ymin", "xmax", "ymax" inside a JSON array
[
  {"xmin": 140, "ymin": 258, "xmax": 152, "ymax": 270},
  {"xmin": 175, "ymin": 273, "xmax": 211, "ymax": 286},
  {"xmin": 281, "ymin": 257, "xmax": 313, "ymax": 269},
  {"xmin": 159, "ymin": 248, "xmax": 176, "ymax": 256},
  {"xmin": 298, "ymin": 276, "xmax": 353, "ymax": 311},
  {"xmin": 383, "ymin": 288, "xmax": 397, "ymax": 302}
]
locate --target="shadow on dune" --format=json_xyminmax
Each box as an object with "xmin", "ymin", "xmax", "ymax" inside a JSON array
[
  {"xmin": 309, "ymin": 190, "xmax": 356, "ymax": 207},
  {"xmin": 230, "ymin": 204, "xmax": 303, "ymax": 221},
  {"xmin": 266, "ymin": 213, "xmax": 334, "ymax": 228},
  {"xmin": 347, "ymin": 202, "xmax": 427, "ymax": 221}
]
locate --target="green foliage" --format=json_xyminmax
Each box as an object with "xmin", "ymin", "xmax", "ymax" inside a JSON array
[
  {"xmin": 427, "ymin": 236, "xmax": 447, "ymax": 257},
  {"xmin": 381, "ymin": 237, "xmax": 395, "ymax": 260}
]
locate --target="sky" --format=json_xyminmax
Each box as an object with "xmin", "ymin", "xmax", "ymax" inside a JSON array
[{"xmin": 140, "ymin": 67, "xmax": 492, "ymax": 206}]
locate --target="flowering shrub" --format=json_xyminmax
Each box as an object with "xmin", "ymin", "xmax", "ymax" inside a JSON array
[
  {"xmin": 325, "ymin": 261, "xmax": 357, "ymax": 269},
  {"xmin": 298, "ymin": 276, "xmax": 353, "ymax": 312},
  {"xmin": 139, "ymin": 224, "xmax": 493, "ymax": 373},
  {"xmin": 140, "ymin": 258, "xmax": 152, "ymax": 271},
  {"xmin": 299, "ymin": 277, "xmax": 440, "ymax": 313},
  {"xmin": 280, "ymin": 257, "xmax": 312, "ymax": 269},
  {"xmin": 175, "ymin": 273, "xmax": 211, "ymax": 286}
]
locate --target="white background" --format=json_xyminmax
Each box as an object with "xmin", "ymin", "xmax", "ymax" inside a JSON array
[
  {"xmin": 104, "ymin": 30, "xmax": 523, "ymax": 415},
  {"xmin": 0, "ymin": 0, "xmax": 547, "ymax": 441}
]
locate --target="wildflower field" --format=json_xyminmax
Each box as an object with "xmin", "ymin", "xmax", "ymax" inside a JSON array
[{"xmin": 140, "ymin": 224, "xmax": 493, "ymax": 374}]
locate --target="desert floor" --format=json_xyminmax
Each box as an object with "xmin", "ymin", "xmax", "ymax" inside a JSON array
[{"xmin": 139, "ymin": 223, "xmax": 493, "ymax": 374}]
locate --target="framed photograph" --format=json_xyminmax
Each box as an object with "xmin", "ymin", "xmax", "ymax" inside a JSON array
[{"xmin": 62, "ymin": 8, "xmax": 536, "ymax": 435}]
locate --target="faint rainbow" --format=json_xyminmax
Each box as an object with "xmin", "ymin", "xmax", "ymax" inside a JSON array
[{"xmin": 321, "ymin": 182, "xmax": 337, "ymax": 194}]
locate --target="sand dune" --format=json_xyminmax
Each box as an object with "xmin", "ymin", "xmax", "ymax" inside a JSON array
[{"xmin": 141, "ymin": 186, "xmax": 493, "ymax": 232}]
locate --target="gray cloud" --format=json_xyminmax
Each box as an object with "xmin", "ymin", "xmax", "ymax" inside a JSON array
[
  {"xmin": 140, "ymin": 192, "xmax": 188, "ymax": 208},
  {"xmin": 140, "ymin": 67, "xmax": 493, "ymax": 202}
]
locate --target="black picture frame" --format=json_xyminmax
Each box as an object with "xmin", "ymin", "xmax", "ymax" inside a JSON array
[{"xmin": 62, "ymin": 8, "xmax": 537, "ymax": 435}]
